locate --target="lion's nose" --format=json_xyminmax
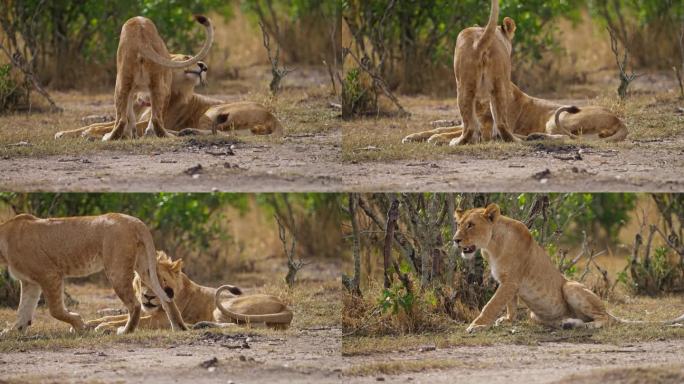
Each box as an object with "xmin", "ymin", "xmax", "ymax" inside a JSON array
[
  {"xmin": 198, "ymin": 62, "xmax": 207, "ymax": 72},
  {"xmin": 143, "ymin": 294, "xmax": 155, "ymax": 301}
]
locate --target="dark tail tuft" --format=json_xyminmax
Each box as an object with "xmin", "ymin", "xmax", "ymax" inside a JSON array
[
  {"xmin": 228, "ymin": 286, "xmax": 242, "ymax": 295},
  {"xmin": 567, "ymin": 106, "xmax": 581, "ymax": 114},
  {"xmin": 195, "ymin": 15, "xmax": 209, "ymax": 26}
]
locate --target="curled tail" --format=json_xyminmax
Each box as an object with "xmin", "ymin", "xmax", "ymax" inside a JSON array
[
  {"xmin": 554, "ymin": 106, "xmax": 581, "ymax": 139},
  {"xmin": 139, "ymin": 15, "xmax": 214, "ymax": 69},
  {"xmin": 140, "ymin": 226, "xmax": 171, "ymax": 302},
  {"xmin": 474, "ymin": 0, "xmax": 499, "ymax": 52},
  {"xmin": 215, "ymin": 286, "xmax": 293, "ymax": 325}
]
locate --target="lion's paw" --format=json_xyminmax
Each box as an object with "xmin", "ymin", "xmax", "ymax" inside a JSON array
[{"xmin": 465, "ymin": 323, "xmax": 489, "ymax": 334}]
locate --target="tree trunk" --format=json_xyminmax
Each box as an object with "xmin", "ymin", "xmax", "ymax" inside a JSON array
[
  {"xmin": 342, "ymin": 193, "xmax": 362, "ymax": 297},
  {"xmin": 383, "ymin": 195, "xmax": 400, "ymax": 288}
]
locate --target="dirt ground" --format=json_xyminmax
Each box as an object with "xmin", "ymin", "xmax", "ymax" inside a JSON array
[
  {"xmin": 0, "ymin": 66, "xmax": 343, "ymax": 192},
  {"xmin": 343, "ymin": 340, "xmax": 684, "ymax": 383},
  {"xmin": 0, "ymin": 258, "xmax": 343, "ymax": 383},
  {"xmin": 341, "ymin": 72, "xmax": 684, "ymax": 192}
]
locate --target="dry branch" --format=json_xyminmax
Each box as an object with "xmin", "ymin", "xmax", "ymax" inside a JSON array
[
  {"xmin": 607, "ymin": 26, "xmax": 640, "ymax": 100},
  {"xmin": 258, "ymin": 21, "xmax": 293, "ymax": 95}
]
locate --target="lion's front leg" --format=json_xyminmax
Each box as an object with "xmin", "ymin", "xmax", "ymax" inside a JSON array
[
  {"xmin": 495, "ymin": 294, "xmax": 519, "ymax": 327},
  {"xmin": 86, "ymin": 314, "xmax": 130, "ymax": 329},
  {"xmin": 91, "ymin": 315, "xmax": 155, "ymax": 333},
  {"xmin": 467, "ymin": 282, "xmax": 519, "ymax": 333},
  {"xmin": 402, "ymin": 126, "xmax": 462, "ymax": 144}
]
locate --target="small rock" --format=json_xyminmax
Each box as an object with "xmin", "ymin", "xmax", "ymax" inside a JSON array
[
  {"xmin": 376, "ymin": 377, "xmax": 385, "ymax": 381},
  {"xmin": 238, "ymin": 355, "xmax": 247, "ymax": 362},
  {"xmin": 184, "ymin": 164, "xmax": 203, "ymax": 176},
  {"xmin": 532, "ymin": 169, "xmax": 551, "ymax": 180},
  {"xmin": 200, "ymin": 357, "xmax": 218, "ymax": 369}
]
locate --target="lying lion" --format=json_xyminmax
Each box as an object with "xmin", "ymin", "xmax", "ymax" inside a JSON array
[
  {"xmin": 55, "ymin": 56, "xmax": 282, "ymax": 140},
  {"xmin": 0, "ymin": 214, "xmax": 186, "ymax": 335},
  {"xmin": 402, "ymin": 82, "xmax": 628, "ymax": 145},
  {"xmin": 87, "ymin": 251, "xmax": 293, "ymax": 331},
  {"xmin": 452, "ymin": 204, "xmax": 664, "ymax": 333}
]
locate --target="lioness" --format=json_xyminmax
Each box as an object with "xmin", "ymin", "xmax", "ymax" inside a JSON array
[
  {"xmin": 87, "ymin": 251, "xmax": 293, "ymax": 331},
  {"xmin": 454, "ymin": 204, "xmax": 618, "ymax": 333},
  {"xmin": 0, "ymin": 214, "xmax": 187, "ymax": 335},
  {"xmin": 55, "ymin": 57, "xmax": 283, "ymax": 140},
  {"xmin": 105, "ymin": 15, "xmax": 214, "ymax": 141},
  {"xmin": 402, "ymin": 83, "xmax": 628, "ymax": 144},
  {"xmin": 451, "ymin": 0, "xmax": 518, "ymax": 145}
]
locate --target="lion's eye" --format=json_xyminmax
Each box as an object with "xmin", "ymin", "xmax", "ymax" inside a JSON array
[{"xmin": 468, "ymin": 222, "xmax": 474, "ymax": 229}]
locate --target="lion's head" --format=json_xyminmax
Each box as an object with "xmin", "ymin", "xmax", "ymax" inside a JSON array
[
  {"xmin": 135, "ymin": 251, "xmax": 184, "ymax": 313},
  {"xmin": 170, "ymin": 53, "xmax": 208, "ymax": 90},
  {"xmin": 453, "ymin": 203, "xmax": 501, "ymax": 260}
]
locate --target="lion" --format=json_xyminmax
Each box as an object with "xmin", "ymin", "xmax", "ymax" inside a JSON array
[
  {"xmin": 454, "ymin": 204, "xmax": 621, "ymax": 333},
  {"xmin": 402, "ymin": 82, "xmax": 628, "ymax": 144},
  {"xmin": 54, "ymin": 57, "xmax": 283, "ymax": 140},
  {"xmin": 86, "ymin": 251, "xmax": 293, "ymax": 331},
  {"xmin": 104, "ymin": 15, "xmax": 214, "ymax": 141},
  {"xmin": 450, "ymin": 0, "xmax": 518, "ymax": 145},
  {"xmin": 0, "ymin": 214, "xmax": 187, "ymax": 335}
]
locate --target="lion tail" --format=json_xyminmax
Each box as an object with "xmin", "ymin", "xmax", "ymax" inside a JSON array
[
  {"xmin": 474, "ymin": 0, "xmax": 499, "ymax": 52},
  {"xmin": 553, "ymin": 106, "xmax": 580, "ymax": 139},
  {"xmin": 139, "ymin": 15, "xmax": 214, "ymax": 69},
  {"xmin": 140, "ymin": 225, "xmax": 171, "ymax": 303},
  {"xmin": 664, "ymin": 313, "xmax": 684, "ymax": 325},
  {"xmin": 214, "ymin": 286, "xmax": 293, "ymax": 325}
]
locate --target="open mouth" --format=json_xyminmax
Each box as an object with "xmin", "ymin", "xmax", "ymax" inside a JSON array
[
  {"xmin": 143, "ymin": 302, "xmax": 158, "ymax": 309},
  {"xmin": 461, "ymin": 245, "xmax": 477, "ymax": 254}
]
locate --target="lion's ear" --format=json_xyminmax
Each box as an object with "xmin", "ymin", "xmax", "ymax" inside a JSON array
[
  {"xmin": 156, "ymin": 251, "xmax": 168, "ymax": 261},
  {"xmin": 483, "ymin": 204, "xmax": 501, "ymax": 222},
  {"xmin": 455, "ymin": 208, "xmax": 465, "ymax": 221},
  {"xmin": 171, "ymin": 259, "xmax": 184, "ymax": 273},
  {"xmin": 502, "ymin": 17, "xmax": 516, "ymax": 40}
]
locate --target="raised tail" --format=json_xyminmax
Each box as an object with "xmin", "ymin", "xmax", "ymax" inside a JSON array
[
  {"xmin": 553, "ymin": 106, "xmax": 581, "ymax": 139},
  {"xmin": 474, "ymin": 0, "xmax": 500, "ymax": 52},
  {"xmin": 215, "ymin": 286, "xmax": 293, "ymax": 325},
  {"xmin": 141, "ymin": 226, "xmax": 171, "ymax": 302},
  {"xmin": 139, "ymin": 15, "xmax": 214, "ymax": 69}
]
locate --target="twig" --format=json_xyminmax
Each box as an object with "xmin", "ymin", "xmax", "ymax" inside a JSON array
[
  {"xmin": 259, "ymin": 21, "xmax": 293, "ymax": 95},
  {"xmin": 607, "ymin": 26, "xmax": 640, "ymax": 100}
]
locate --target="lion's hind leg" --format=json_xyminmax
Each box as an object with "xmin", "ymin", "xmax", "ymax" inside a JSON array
[{"xmin": 561, "ymin": 281, "xmax": 613, "ymax": 329}]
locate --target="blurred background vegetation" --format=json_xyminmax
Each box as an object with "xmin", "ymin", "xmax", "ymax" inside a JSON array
[
  {"xmin": 0, "ymin": 0, "xmax": 341, "ymax": 111},
  {"xmin": 0, "ymin": 193, "xmax": 343, "ymax": 307},
  {"xmin": 342, "ymin": 193, "xmax": 684, "ymax": 335},
  {"xmin": 342, "ymin": 0, "xmax": 684, "ymax": 114}
]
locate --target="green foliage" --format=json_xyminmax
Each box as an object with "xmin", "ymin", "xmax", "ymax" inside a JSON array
[
  {"xmin": 378, "ymin": 283, "xmax": 415, "ymax": 315},
  {"xmin": 342, "ymin": 68, "xmax": 376, "ymax": 117},
  {"xmin": 344, "ymin": 0, "xmax": 581, "ymax": 93},
  {"xmin": 0, "ymin": 64, "xmax": 26, "ymax": 113}
]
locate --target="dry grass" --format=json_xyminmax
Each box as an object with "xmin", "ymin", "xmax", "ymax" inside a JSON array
[
  {"xmin": 0, "ymin": 273, "xmax": 339, "ymax": 353},
  {"xmin": 342, "ymin": 294, "xmax": 684, "ymax": 357},
  {"xmin": 0, "ymin": 66, "xmax": 337, "ymax": 159},
  {"xmin": 341, "ymin": 88, "xmax": 683, "ymax": 163}
]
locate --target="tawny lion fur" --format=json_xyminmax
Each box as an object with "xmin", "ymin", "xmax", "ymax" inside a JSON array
[
  {"xmin": 87, "ymin": 251, "xmax": 292, "ymax": 331},
  {"xmin": 104, "ymin": 15, "xmax": 214, "ymax": 141},
  {"xmin": 402, "ymin": 82, "xmax": 628, "ymax": 144},
  {"xmin": 453, "ymin": 204, "xmax": 619, "ymax": 333},
  {"xmin": 451, "ymin": 0, "xmax": 518, "ymax": 145},
  {"xmin": 54, "ymin": 56, "xmax": 283, "ymax": 140},
  {"xmin": 0, "ymin": 214, "xmax": 187, "ymax": 335}
]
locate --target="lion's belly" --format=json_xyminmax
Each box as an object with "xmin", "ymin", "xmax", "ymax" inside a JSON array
[
  {"xmin": 518, "ymin": 279, "xmax": 569, "ymax": 321},
  {"xmin": 64, "ymin": 255, "xmax": 104, "ymax": 278}
]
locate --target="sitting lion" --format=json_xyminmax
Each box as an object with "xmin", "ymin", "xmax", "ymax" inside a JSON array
[
  {"xmin": 87, "ymin": 251, "xmax": 293, "ymax": 331},
  {"xmin": 454, "ymin": 204, "xmax": 620, "ymax": 333},
  {"xmin": 402, "ymin": 82, "xmax": 627, "ymax": 145},
  {"xmin": 55, "ymin": 56, "xmax": 282, "ymax": 140}
]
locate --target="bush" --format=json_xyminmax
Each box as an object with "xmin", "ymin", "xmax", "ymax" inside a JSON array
[
  {"xmin": 0, "ymin": 64, "xmax": 27, "ymax": 113},
  {"xmin": 342, "ymin": 68, "xmax": 376, "ymax": 117}
]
